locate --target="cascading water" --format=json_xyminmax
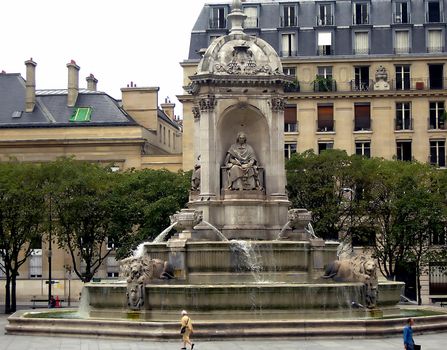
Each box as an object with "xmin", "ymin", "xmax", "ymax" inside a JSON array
[
  {"xmin": 152, "ymin": 221, "xmax": 178, "ymax": 244},
  {"xmin": 201, "ymin": 220, "xmax": 228, "ymax": 241},
  {"xmin": 230, "ymin": 240, "xmax": 264, "ymax": 283}
]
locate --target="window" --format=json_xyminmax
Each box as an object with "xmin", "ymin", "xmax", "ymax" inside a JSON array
[
  {"xmin": 159, "ymin": 125, "xmax": 162, "ymax": 142},
  {"xmin": 396, "ymin": 141, "xmax": 412, "ymax": 161},
  {"xmin": 29, "ymin": 249, "xmax": 42, "ymax": 278},
  {"xmin": 354, "ymin": 32, "xmax": 369, "ymax": 55},
  {"xmin": 283, "ymin": 67, "xmax": 296, "ymax": 77},
  {"xmin": 427, "ymin": 0, "xmax": 442, "ymax": 22},
  {"xmin": 353, "ymin": 66, "xmax": 370, "ymax": 91},
  {"xmin": 429, "ymin": 64, "xmax": 444, "ymax": 89},
  {"xmin": 429, "ymin": 264, "xmax": 447, "ymax": 295},
  {"xmin": 427, "ymin": 29, "xmax": 443, "ymax": 52},
  {"xmin": 106, "ymin": 256, "xmax": 119, "ymax": 279},
  {"xmin": 317, "ymin": 104, "xmax": 334, "ymax": 132},
  {"xmin": 394, "ymin": 1, "xmax": 409, "ymax": 23},
  {"xmin": 395, "ymin": 65, "xmax": 411, "ymax": 90},
  {"xmin": 284, "ymin": 105, "xmax": 297, "ymax": 132},
  {"xmin": 281, "ymin": 5, "xmax": 297, "ymax": 27},
  {"xmin": 244, "ymin": 7, "xmax": 258, "ymax": 28},
  {"xmin": 396, "ymin": 102, "xmax": 412, "ymax": 130},
  {"xmin": 315, "ymin": 66, "xmax": 335, "ymax": 92},
  {"xmin": 430, "ymin": 140, "xmax": 446, "ymax": 167},
  {"xmin": 281, "ymin": 33, "xmax": 296, "ymax": 57},
  {"xmin": 354, "ymin": 103, "xmax": 371, "ymax": 131},
  {"xmin": 318, "ymin": 141, "xmax": 333, "ymax": 153},
  {"xmin": 163, "ymin": 126, "xmax": 166, "ymax": 144},
  {"xmin": 70, "ymin": 107, "xmax": 92, "ymax": 122},
  {"xmin": 353, "ymin": 2, "xmax": 369, "ymax": 25},
  {"xmin": 284, "ymin": 143, "xmax": 297, "ymax": 159},
  {"xmin": 317, "ymin": 32, "xmax": 332, "ymax": 55},
  {"xmin": 355, "ymin": 141, "xmax": 371, "ymax": 158},
  {"xmin": 429, "ymin": 101, "xmax": 446, "ymax": 129},
  {"xmin": 210, "ymin": 7, "xmax": 226, "ymax": 29},
  {"xmin": 431, "ymin": 228, "xmax": 447, "ymax": 245},
  {"xmin": 318, "ymin": 3, "xmax": 333, "ymax": 26},
  {"xmin": 395, "ymin": 31, "xmax": 410, "ymax": 54},
  {"xmin": 168, "ymin": 130, "xmax": 171, "ymax": 147}
]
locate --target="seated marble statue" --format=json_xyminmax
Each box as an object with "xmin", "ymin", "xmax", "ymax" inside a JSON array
[{"xmin": 224, "ymin": 132, "xmax": 262, "ymax": 191}]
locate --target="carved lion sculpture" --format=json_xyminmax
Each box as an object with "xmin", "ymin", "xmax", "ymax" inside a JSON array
[
  {"xmin": 322, "ymin": 255, "xmax": 378, "ymax": 308},
  {"xmin": 120, "ymin": 256, "xmax": 174, "ymax": 285},
  {"xmin": 323, "ymin": 255, "xmax": 377, "ymax": 283}
]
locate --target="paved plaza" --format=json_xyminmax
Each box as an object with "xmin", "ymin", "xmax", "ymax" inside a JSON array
[{"xmin": 1, "ymin": 311, "xmax": 446, "ymax": 350}]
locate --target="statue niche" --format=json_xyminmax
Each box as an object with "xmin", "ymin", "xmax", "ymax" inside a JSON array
[{"xmin": 224, "ymin": 132, "xmax": 262, "ymax": 191}]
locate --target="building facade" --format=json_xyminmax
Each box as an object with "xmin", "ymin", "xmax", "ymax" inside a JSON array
[
  {"xmin": 179, "ymin": 0, "xmax": 447, "ymax": 303},
  {"xmin": 0, "ymin": 59, "xmax": 183, "ymax": 302}
]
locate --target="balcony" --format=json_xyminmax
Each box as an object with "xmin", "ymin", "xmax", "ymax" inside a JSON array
[
  {"xmin": 428, "ymin": 117, "xmax": 447, "ymax": 130},
  {"xmin": 317, "ymin": 46, "xmax": 334, "ymax": 56},
  {"xmin": 209, "ymin": 19, "xmax": 227, "ymax": 29},
  {"xmin": 353, "ymin": 48, "xmax": 370, "ymax": 55},
  {"xmin": 280, "ymin": 77, "xmax": 447, "ymax": 95},
  {"xmin": 313, "ymin": 78, "xmax": 337, "ymax": 92},
  {"xmin": 280, "ymin": 16, "xmax": 297, "ymax": 27},
  {"xmin": 394, "ymin": 47, "xmax": 411, "ymax": 54},
  {"xmin": 317, "ymin": 15, "xmax": 334, "ymax": 26},
  {"xmin": 350, "ymin": 80, "xmax": 374, "ymax": 92},
  {"xmin": 427, "ymin": 46, "xmax": 445, "ymax": 53},
  {"xmin": 284, "ymin": 80, "xmax": 300, "ymax": 93}
]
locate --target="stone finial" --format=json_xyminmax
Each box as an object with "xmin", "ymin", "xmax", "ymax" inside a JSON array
[{"xmin": 228, "ymin": 0, "xmax": 246, "ymax": 34}]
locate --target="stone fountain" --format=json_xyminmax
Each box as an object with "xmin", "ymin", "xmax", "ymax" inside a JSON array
[
  {"xmin": 7, "ymin": 0, "xmax": 439, "ymax": 339},
  {"xmin": 82, "ymin": 0, "xmax": 402, "ymax": 322}
]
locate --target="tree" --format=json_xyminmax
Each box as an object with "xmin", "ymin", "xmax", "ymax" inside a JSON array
[
  {"xmin": 286, "ymin": 149, "xmax": 359, "ymax": 240},
  {"xmin": 112, "ymin": 169, "xmax": 190, "ymax": 259},
  {"xmin": 41, "ymin": 159, "xmax": 125, "ymax": 283},
  {"xmin": 0, "ymin": 162, "xmax": 44, "ymax": 313}
]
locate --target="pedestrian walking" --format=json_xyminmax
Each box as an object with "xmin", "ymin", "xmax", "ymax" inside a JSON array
[
  {"xmin": 403, "ymin": 318, "xmax": 420, "ymax": 350},
  {"xmin": 180, "ymin": 310, "xmax": 194, "ymax": 350}
]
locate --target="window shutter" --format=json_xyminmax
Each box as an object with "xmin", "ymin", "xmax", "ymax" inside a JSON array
[{"xmin": 284, "ymin": 105, "xmax": 297, "ymax": 124}]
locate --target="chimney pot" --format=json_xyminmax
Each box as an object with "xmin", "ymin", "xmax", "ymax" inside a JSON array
[
  {"xmin": 67, "ymin": 60, "xmax": 80, "ymax": 107},
  {"xmin": 86, "ymin": 73, "xmax": 98, "ymax": 91},
  {"xmin": 24, "ymin": 58, "xmax": 37, "ymax": 112}
]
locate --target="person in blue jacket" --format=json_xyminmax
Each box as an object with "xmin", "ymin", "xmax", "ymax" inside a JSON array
[{"xmin": 403, "ymin": 318, "xmax": 415, "ymax": 350}]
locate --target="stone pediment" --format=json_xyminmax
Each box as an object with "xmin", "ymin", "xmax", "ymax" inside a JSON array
[{"xmin": 197, "ymin": 34, "xmax": 283, "ymax": 77}]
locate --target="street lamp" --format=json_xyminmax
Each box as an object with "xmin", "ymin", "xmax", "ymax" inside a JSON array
[{"xmin": 64, "ymin": 264, "xmax": 72, "ymax": 307}]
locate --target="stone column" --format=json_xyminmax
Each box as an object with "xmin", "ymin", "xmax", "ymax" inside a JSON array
[
  {"xmin": 269, "ymin": 97, "xmax": 287, "ymax": 196},
  {"xmin": 198, "ymin": 95, "xmax": 218, "ymax": 199}
]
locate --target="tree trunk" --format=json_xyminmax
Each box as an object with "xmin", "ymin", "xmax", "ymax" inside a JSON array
[
  {"xmin": 11, "ymin": 272, "xmax": 17, "ymax": 313},
  {"xmin": 4, "ymin": 275, "xmax": 11, "ymax": 314},
  {"xmin": 416, "ymin": 265, "xmax": 422, "ymax": 306}
]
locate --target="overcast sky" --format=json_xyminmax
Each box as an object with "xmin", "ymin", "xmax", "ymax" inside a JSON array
[{"xmin": 0, "ymin": 0, "xmax": 223, "ymax": 118}]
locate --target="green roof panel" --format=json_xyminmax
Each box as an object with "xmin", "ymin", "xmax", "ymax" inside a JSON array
[{"xmin": 70, "ymin": 107, "xmax": 92, "ymax": 122}]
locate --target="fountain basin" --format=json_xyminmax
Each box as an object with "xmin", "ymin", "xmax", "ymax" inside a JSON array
[
  {"xmin": 83, "ymin": 280, "xmax": 403, "ymax": 321},
  {"xmin": 6, "ymin": 306, "xmax": 447, "ymax": 339}
]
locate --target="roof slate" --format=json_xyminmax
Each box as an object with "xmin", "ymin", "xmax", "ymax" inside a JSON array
[{"xmin": 0, "ymin": 73, "xmax": 136, "ymax": 128}]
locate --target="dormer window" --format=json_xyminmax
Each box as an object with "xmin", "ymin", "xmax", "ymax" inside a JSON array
[
  {"xmin": 317, "ymin": 32, "xmax": 332, "ymax": 55},
  {"xmin": 210, "ymin": 6, "xmax": 227, "ymax": 29},
  {"xmin": 353, "ymin": 2, "xmax": 369, "ymax": 25},
  {"xmin": 281, "ymin": 5, "xmax": 297, "ymax": 27},
  {"xmin": 317, "ymin": 3, "xmax": 334, "ymax": 26},
  {"xmin": 394, "ymin": 1, "xmax": 410, "ymax": 23},
  {"xmin": 427, "ymin": 0, "xmax": 442, "ymax": 23},
  {"xmin": 243, "ymin": 6, "xmax": 258, "ymax": 28}
]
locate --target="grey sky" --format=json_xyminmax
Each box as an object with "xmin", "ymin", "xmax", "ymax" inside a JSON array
[{"xmin": 1, "ymin": 0, "xmax": 217, "ymax": 118}]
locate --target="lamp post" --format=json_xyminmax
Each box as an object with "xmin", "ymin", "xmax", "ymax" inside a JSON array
[
  {"xmin": 342, "ymin": 187, "xmax": 355, "ymax": 254},
  {"xmin": 47, "ymin": 197, "xmax": 52, "ymax": 305},
  {"xmin": 64, "ymin": 264, "xmax": 72, "ymax": 307}
]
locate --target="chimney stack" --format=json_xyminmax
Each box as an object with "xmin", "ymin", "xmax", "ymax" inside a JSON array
[
  {"xmin": 86, "ymin": 73, "xmax": 98, "ymax": 91},
  {"xmin": 67, "ymin": 60, "xmax": 80, "ymax": 107},
  {"xmin": 24, "ymin": 58, "xmax": 37, "ymax": 112},
  {"xmin": 160, "ymin": 97, "xmax": 176, "ymax": 120}
]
